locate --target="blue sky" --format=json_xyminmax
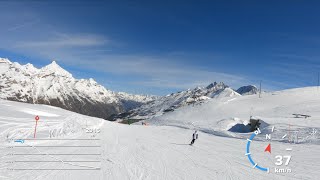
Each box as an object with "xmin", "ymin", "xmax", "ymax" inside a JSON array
[{"xmin": 1, "ymin": 1, "xmax": 320, "ymax": 95}]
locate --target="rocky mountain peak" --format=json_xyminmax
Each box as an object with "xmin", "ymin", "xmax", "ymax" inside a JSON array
[
  {"xmin": 206, "ymin": 82, "xmax": 228, "ymax": 90},
  {"xmin": 236, "ymin": 85, "xmax": 258, "ymax": 95},
  {"xmin": 40, "ymin": 60, "xmax": 72, "ymax": 77},
  {"xmin": 0, "ymin": 58, "xmax": 12, "ymax": 64}
]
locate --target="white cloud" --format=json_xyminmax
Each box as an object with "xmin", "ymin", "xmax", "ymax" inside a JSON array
[
  {"xmin": 68, "ymin": 55, "xmax": 251, "ymax": 89},
  {"xmin": 7, "ymin": 20, "xmax": 40, "ymax": 31},
  {"xmin": 1, "ymin": 32, "xmax": 250, "ymax": 91},
  {"xmin": 0, "ymin": 5, "xmax": 251, "ymax": 92},
  {"xmin": 14, "ymin": 33, "xmax": 108, "ymax": 48}
]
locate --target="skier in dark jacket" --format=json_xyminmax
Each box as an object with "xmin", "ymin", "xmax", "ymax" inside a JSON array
[{"xmin": 190, "ymin": 130, "xmax": 198, "ymax": 145}]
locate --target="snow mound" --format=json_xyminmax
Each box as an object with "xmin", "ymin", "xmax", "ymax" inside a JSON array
[
  {"xmin": 224, "ymin": 118, "xmax": 269, "ymax": 133},
  {"xmin": 19, "ymin": 108, "xmax": 60, "ymax": 117}
]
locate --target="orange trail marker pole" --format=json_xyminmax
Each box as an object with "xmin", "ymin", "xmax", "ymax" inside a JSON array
[{"xmin": 34, "ymin": 116, "xmax": 40, "ymax": 138}]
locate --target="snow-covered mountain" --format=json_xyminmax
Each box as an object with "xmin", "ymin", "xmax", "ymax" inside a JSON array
[
  {"xmin": 0, "ymin": 57, "xmax": 262, "ymax": 122},
  {"xmin": 116, "ymin": 82, "xmax": 241, "ymax": 120},
  {"xmin": 236, "ymin": 85, "xmax": 258, "ymax": 95},
  {"xmin": 151, "ymin": 86, "xmax": 320, "ymax": 144},
  {"xmin": 0, "ymin": 58, "xmax": 153, "ymax": 119}
]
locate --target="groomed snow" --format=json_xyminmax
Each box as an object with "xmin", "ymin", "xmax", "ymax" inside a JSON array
[
  {"xmin": 0, "ymin": 87, "xmax": 319, "ymax": 179},
  {"xmin": 19, "ymin": 108, "xmax": 60, "ymax": 117}
]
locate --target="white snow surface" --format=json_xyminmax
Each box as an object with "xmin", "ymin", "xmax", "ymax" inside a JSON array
[
  {"xmin": 19, "ymin": 108, "xmax": 60, "ymax": 117},
  {"xmin": 0, "ymin": 87, "xmax": 319, "ymax": 179}
]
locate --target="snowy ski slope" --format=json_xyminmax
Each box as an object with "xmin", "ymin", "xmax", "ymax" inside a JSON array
[{"xmin": 0, "ymin": 87, "xmax": 320, "ymax": 179}]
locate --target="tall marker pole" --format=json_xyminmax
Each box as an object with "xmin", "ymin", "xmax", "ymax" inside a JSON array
[
  {"xmin": 259, "ymin": 81, "xmax": 262, "ymax": 98},
  {"xmin": 34, "ymin": 116, "xmax": 40, "ymax": 138}
]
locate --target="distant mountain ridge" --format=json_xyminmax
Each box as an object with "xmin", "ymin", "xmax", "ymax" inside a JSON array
[
  {"xmin": 114, "ymin": 82, "xmax": 242, "ymax": 120},
  {"xmin": 0, "ymin": 58, "xmax": 154, "ymax": 119},
  {"xmin": 0, "ymin": 57, "xmax": 259, "ymax": 121},
  {"xmin": 236, "ymin": 85, "xmax": 258, "ymax": 95}
]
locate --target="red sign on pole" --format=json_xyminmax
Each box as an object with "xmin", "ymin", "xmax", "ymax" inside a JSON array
[{"xmin": 34, "ymin": 116, "xmax": 40, "ymax": 138}]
